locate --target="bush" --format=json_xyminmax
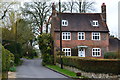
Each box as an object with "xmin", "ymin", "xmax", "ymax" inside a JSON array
[
  {"xmin": 23, "ymin": 45, "xmax": 38, "ymax": 59},
  {"xmin": 2, "ymin": 45, "xmax": 14, "ymax": 71},
  {"xmin": 2, "ymin": 40, "xmax": 22, "ymax": 65},
  {"xmin": 56, "ymin": 56, "xmax": 120, "ymax": 74},
  {"xmin": 42, "ymin": 54, "xmax": 54, "ymax": 66},
  {"xmin": 38, "ymin": 33, "xmax": 54, "ymax": 65},
  {"xmin": 9, "ymin": 66, "xmax": 16, "ymax": 72},
  {"xmin": 104, "ymin": 52, "xmax": 117, "ymax": 59}
]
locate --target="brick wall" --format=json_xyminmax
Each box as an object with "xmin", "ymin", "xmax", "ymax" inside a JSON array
[{"xmin": 54, "ymin": 31, "xmax": 109, "ymax": 58}]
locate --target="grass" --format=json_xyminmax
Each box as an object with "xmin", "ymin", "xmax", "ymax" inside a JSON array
[{"xmin": 46, "ymin": 65, "xmax": 87, "ymax": 78}]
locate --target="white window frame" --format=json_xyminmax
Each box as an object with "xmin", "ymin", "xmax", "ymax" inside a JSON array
[
  {"xmin": 92, "ymin": 32, "xmax": 100, "ymax": 40},
  {"xmin": 92, "ymin": 48, "xmax": 101, "ymax": 57},
  {"xmin": 62, "ymin": 48, "xmax": 71, "ymax": 56},
  {"xmin": 62, "ymin": 32, "xmax": 71, "ymax": 40},
  {"xmin": 92, "ymin": 20, "xmax": 99, "ymax": 26},
  {"xmin": 62, "ymin": 20, "xmax": 68, "ymax": 26},
  {"xmin": 78, "ymin": 32, "xmax": 85, "ymax": 40}
]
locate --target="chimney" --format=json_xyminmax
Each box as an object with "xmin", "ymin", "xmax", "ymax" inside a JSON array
[
  {"xmin": 101, "ymin": 3, "xmax": 106, "ymax": 23},
  {"xmin": 52, "ymin": 3, "xmax": 57, "ymax": 17}
]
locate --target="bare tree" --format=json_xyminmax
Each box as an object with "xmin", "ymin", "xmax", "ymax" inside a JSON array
[
  {"xmin": 21, "ymin": 1, "xmax": 52, "ymax": 34},
  {"xmin": 55, "ymin": 0, "xmax": 96, "ymax": 13}
]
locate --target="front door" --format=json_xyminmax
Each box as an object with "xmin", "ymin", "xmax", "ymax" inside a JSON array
[{"xmin": 78, "ymin": 48, "xmax": 85, "ymax": 57}]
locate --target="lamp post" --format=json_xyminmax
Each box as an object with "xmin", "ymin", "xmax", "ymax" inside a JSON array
[{"xmin": 59, "ymin": 0, "xmax": 63, "ymax": 69}]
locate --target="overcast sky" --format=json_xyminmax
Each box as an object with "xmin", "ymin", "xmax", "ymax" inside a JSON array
[
  {"xmin": 93, "ymin": 0, "xmax": 120, "ymax": 37},
  {"xmin": 2, "ymin": 0, "xmax": 120, "ymax": 37},
  {"xmin": 59, "ymin": 0, "xmax": 120, "ymax": 37}
]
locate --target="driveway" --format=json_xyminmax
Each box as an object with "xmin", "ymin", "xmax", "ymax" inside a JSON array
[{"xmin": 15, "ymin": 58, "xmax": 68, "ymax": 78}]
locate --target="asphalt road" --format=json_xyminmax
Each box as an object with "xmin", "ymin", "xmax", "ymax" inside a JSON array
[{"xmin": 15, "ymin": 58, "xmax": 68, "ymax": 78}]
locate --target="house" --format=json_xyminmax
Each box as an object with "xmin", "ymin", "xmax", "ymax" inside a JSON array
[
  {"xmin": 109, "ymin": 36, "xmax": 120, "ymax": 52},
  {"xmin": 50, "ymin": 3, "xmax": 109, "ymax": 58}
]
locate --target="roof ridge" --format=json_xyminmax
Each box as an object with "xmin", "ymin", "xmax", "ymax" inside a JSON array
[{"xmin": 57, "ymin": 12, "xmax": 101, "ymax": 15}]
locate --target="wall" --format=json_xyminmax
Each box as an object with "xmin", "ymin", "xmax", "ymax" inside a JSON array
[{"xmin": 54, "ymin": 31, "xmax": 109, "ymax": 57}]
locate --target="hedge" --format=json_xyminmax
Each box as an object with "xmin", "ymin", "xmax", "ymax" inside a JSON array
[
  {"xmin": 2, "ymin": 45, "xmax": 14, "ymax": 71},
  {"xmin": 56, "ymin": 56, "xmax": 120, "ymax": 74}
]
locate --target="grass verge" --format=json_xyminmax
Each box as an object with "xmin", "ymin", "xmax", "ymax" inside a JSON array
[{"xmin": 46, "ymin": 65, "xmax": 87, "ymax": 78}]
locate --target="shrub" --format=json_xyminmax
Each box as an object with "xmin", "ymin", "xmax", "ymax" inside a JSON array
[
  {"xmin": 38, "ymin": 33, "xmax": 54, "ymax": 65},
  {"xmin": 56, "ymin": 56, "xmax": 120, "ymax": 74},
  {"xmin": 42, "ymin": 54, "xmax": 54, "ymax": 66},
  {"xmin": 9, "ymin": 66, "xmax": 16, "ymax": 72},
  {"xmin": 23, "ymin": 45, "xmax": 38, "ymax": 59},
  {"xmin": 104, "ymin": 52, "xmax": 117, "ymax": 59},
  {"xmin": 2, "ymin": 40, "xmax": 22, "ymax": 65},
  {"xmin": 2, "ymin": 45, "xmax": 14, "ymax": 71}
]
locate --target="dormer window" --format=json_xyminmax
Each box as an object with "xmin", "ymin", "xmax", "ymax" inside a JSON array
[
  {"xmin": 92, "ymin": 20, "xmax": 99, "ymax": 26},
  {"xmin": 62, "ymin": 20, "xmax": 68, "ymax": 26}
]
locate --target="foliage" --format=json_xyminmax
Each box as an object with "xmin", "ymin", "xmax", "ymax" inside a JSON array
[
  {"xmin": 42, "ymin": 54, "xmax": 54, "ymax": 66},
  {"xmin": 2, "ymin": 18, "xmax": 35, "ymax": 64},
  {"xmin": 23, "ymin": 45, "xmax": 38, "ymax": 59},
  {"xmin": 2, "ymin": 40, "xmax": 22, "ymax": 65},
  {"xmin": 2, "ymin": 44, "xmax": 14, "ymax": 71},
  {"xmin": 38, "ymin": 33, "xmax": 54, "ymax": 65},
  {"xmin": 104, "ymin": 52, "xmax": 117, "ymax": 59},
  {"xmin": 38, "ymin": 33, "xmax": 52, "ymax": 54},
  {"xmin": 9, "ymin": 66, "xmax": 16, "ymax": 72},
  {"xmin": 56, "ymin": 56, "xmax": 120, "ymax": 74}
]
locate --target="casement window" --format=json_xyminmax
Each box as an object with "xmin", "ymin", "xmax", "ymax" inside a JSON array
[
  {"xmin": 78, "ymin": 32, "xmax": 85, "ymax": 40},
  {"xmin": 62, "ymin": 48, "xmax": 71, "ymax": 56},
  {"xmin": 92, "ymin": 20, "xmax": 99, "ymax": 26},
  {"xmin": 62, "ymin": 32, "xmax": 71, "ymax": 40},
  {"xmin": 92, "ymin": 48, "xmax": 101, "ymax": 57},
  {"xmin": 92, "ymin": 32, "xmax": 100, "ymax": 40},
  {"xmin": 62, "ymin": 20, "xmax": 68, "ymax": 26}
]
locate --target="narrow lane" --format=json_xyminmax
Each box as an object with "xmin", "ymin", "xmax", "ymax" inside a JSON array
[{"xmin": 15, "ymin": 58, "xmax": 67, "ymax": 78}]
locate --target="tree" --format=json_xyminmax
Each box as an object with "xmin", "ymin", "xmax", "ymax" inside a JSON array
[
  {"xmin": 0, "ymin": 2, "xmax": 19, "ymax": 28},
  {"xmin": 21, "ymin": 1, "xmax": 52, "ymax": 34},
  {"xmin": 55, "ymin": 0, "xmax": 96, "ymax": 13}
]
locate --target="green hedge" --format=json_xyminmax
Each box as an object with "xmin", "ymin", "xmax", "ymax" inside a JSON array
[
  {"xmin": 56, "ymin": 56, "xmax": 120, "ymax": 74},
  {"xmin": 2, "ymin": 45, "xmax": 14, "ymax": 71}
]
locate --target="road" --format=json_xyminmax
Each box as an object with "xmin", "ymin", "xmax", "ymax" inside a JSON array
[{"xmin": 15, "ymin": 58, "xmax": 68, "ymax": 78}]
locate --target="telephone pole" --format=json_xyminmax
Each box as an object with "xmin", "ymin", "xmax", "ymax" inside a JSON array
[{"xmin": 59, "ymin": 0, "xmax": 63, "ymax": 69}]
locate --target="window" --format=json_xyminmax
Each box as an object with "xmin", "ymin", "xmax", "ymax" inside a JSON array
[
  {"xmin": 62, "ymin": 32, "xmax": 71, "ymax": 40},
  {"xmin": 62, "ymin": 20, "xmax": 68, "ymax": 26},
  {"xmin": 92, "ymin": 48, "xmax": 101, "ymax": 57},
  {"xmin": 92, "ymin": 32, "xmax": 100, "ymax": 40},
  {"xmin": 78, "ymin": 32, "xmax": 85, "ymax": 40},
  {"xmin": 62, "ymin": 48, "xmax": 71, "ymax": 56},
  {"xmin": 92, "ymin": 20, "xmax": 99, "ymax": 26}
]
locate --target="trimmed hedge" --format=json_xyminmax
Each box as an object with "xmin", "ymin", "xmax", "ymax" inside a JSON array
[
  {"xmin": 104, "ymin": 52, "xmax": 117, "ymax": 59},
  {"xmin": 56, "ymin": 56, "xmax": 120, "ymax": 74}
]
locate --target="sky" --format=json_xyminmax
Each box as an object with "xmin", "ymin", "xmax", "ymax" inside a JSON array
[
  {"xmin": 57, "ymin": 0, "xmax": 120, "ymax": 37},
  {"xmin": 22, "ymin": 0, "xmax": 119, "ymax": 37},
  {"xmin": 1, "ymin": 0, "xmax": 120, "ymax": 38},
  {"xmin": 93, "ymin": 0, "xmax": 120, "ymax": 38}
]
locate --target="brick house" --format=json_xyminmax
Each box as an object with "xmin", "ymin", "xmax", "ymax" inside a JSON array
[{"xmin": 50, "ymin": 3, "xmax": 109, "ymax": 58}]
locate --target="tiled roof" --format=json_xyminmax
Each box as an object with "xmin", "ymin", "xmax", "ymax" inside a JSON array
[{"xmin": 53, "ymin": 13, "xmax": 109, "ymax": 32}]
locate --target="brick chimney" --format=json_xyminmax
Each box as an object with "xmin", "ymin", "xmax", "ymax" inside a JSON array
[
  {"xmin": 101, "ymin": 3, "xmax": 106, "ymax": 23},
  {"xmin": 52, "ymin": 3, "xmax": 57, "ymax": 17}
]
